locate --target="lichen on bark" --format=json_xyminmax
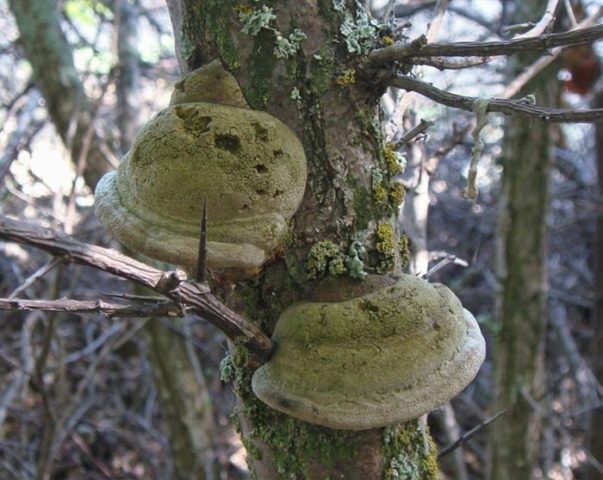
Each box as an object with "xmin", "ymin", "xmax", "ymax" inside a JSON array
[{"xmin": 167, "ymin": 0, "xmax": 440, "ymax": 477}]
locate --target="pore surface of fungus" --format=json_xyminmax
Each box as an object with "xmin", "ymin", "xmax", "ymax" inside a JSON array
[
  {"xmin": 95, "ymin": 63, "xmax": 307, "ymax": 272},
  {"xmin": 252, "ymin": 274, "xmax": 485, "ymax": 430}
]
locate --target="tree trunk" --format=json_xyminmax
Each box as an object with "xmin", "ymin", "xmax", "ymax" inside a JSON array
[
  {"xmin": 166, "ymin": 1, "xmax": 437, "ymax": 478},
  {"xmin": 588, "ymin": 89, "xmax": 603, "ymax": 477},
  {"xmin": 9, "ymin": 0, "xmax": 112, "ymax": 189},
  {"xmin": 144, "ymin": 317, "xmax": 217, "ymax": 480},
  {"xmin": 488, "ymin": 3, "xmax": 557, "ymax": 477}
]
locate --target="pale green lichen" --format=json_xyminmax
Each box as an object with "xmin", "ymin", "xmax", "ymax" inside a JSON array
[
  {"xmin": 274, "ymin": 28, "xmax": 307, "ymax": 59},
  {"xmin": 238, "ymin": 5, "xmax": 306, "ymax": 60},
  {"xmin": 290, "ymin": 87, "xmax": 301, "ymax": 101},
  {"xmin": 383, "ymin": 423, "xmax": 438, "ymax": 480},
  {"xmin": 332, "ymin": 0, "xmax": 346, "ymax": 11},
  {"xmin": 306, "ymin": 241, "xmax": 346, "ymax": 279},
  {"xmin": 345, "ymin": 240, "xmax": 367, "ymax": 280},
  {"xmin": 340, "ymin": 9, "xmax": 379, "ymax": 55},
  {"xmin": 239, "ymin": 5, "xmax": 276, "ymax": 36},
  {"xmin": 219, "ymin": 354, "xmax": 234, "ymax": 383}
]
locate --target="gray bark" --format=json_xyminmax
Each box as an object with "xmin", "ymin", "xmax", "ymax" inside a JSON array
[{"xmin": 488, "ymin": 2, "xmax": 556, "ymax": 477}]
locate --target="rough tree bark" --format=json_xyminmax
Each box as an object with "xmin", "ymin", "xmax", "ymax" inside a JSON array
[
  {"xmin": 589, "ymin": 89, "xmax": 603, "ymax": 478},
  {"xmin": 165, "ymin": 1, "xmax": 436, "ymax": 478},
  {"xmin": 488, "ymin": 2, "xmax": 557, "ymax": 478},
  {"xmin": 8, "ymin": 0, "xmax": 112, "ymax": 189}
]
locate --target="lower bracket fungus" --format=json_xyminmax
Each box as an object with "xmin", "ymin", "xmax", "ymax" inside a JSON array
[
  {"xmin": 94, "ymin": 61, "xmax": 307, "ymax": 275},
  {"xmin": 251, "ymin": 274, "xmax": 486, "ymax": 430}
]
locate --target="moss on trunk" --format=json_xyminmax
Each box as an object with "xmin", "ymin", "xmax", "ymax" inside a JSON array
[{"xmin": 167, "ymin": 0, "xmax": 439, "ymax": 477}]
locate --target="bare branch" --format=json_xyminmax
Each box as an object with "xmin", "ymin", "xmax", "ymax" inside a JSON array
[
  {"xmin": 367, "ymin": 19, "xmax": 603, "ymax": 67},
  {"xmin": 387, "ymin": 75, "xmax": 603, "ymax": 123},
  {"xmin": 0, "ymin": 297, "xmax": 183, "ymax": 318},
  {"xmin": 0, "ymin": 216, "xmax": 274, "ymax": 359},
  {"xmin": 502, "ymin": 9, "xmax": 603, "ymax": 98},
  {"xmin": 413, "ymin": 56, "xmax": 492, "ymax": 70},
  {"xmin": 515, "ymin": 0, "xmax": 561, "ymax": 38},
  {"xmin": 8, "ymin": 257, "xmax": 63, "ymax": 299},
  {"xmin": 396, "ymin": 119, "xmax": 433, "ymax": 146}
]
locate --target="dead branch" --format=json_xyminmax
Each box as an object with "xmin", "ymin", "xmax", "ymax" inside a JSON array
[
  {"xmin": 0, "ymin": 216, "xmax": 274, "ymax": 360},
  {"xmin": 387, "ymin": 74, "xmax": 603, "ymax": 122},
  {"xmin": 8, "ymin": 257, "xmax": 63, "ymax": 299},
  {"xmin": 515, "ymin": 0, "xmax": 560, "ymax": 38},
  {"xmin": 367, "ymin": 19, "xmax": 603, "ymax": 67},
  {"xmin": 396, "ymin": 119, "xmax": 433, "ymax": 146},
  {"xmin": 0, "ymin": 297, "xmax": 183, "ymax": 318}
]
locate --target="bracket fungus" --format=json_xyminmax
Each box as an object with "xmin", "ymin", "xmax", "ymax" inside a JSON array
[
  {"xmin": 94, "ymin": 61, "xmax": 307, "ymax": 274},
  {"xmin": 251, "ymin": 274, "xmax": 486, "ymax": 430}
]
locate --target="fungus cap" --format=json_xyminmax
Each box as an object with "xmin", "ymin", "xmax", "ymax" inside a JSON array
[
  {"xmin": 95, "ymin": 99, "xmax": 307, "ymax": 272},
  {"xmin": 251, "ymin": 274, "xmax": 486, "ymax": 430}
]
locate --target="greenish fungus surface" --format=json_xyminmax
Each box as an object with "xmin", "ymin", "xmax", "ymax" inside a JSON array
[
  {"xmin": 95, "ymin": 96, "xmax": 307, "ymax": 272},
  {"xmin": 252, "ymin": 274, "xmax": 486, "ymax": 430},
  {"xmin": 170, "ymin": 60, "xmax": 248, "ymax": 108}
]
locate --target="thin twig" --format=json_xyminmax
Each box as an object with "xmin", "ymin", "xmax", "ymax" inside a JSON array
[
  {"xmin": 514, "ymin": 0, "xmax": 560, "ymax": 38},
  {"xmin": 8, "ymin": 257, "xmax": 63, "ymax": 299},
  {"xmin": 423, "ymin": 254, "xmax": 469, "ymax": 278},
  {"xmin": 563, "ymin": 0, "xmax": 578, "ymax": 27},
  {"xmin": 438, "ymin": 409, "xmax": 507, "ymax": 458},
  {"xmin": 412, "ymin": 56, "xmax": 492, "ymax": 70}
]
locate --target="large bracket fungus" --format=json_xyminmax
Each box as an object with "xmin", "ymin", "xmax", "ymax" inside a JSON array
[
  {"xmin": 251, "ymin": 274, "xmax": 486, "ymax": 430},
  {"xmin": 94, "ymin": 61, "xmax": 307, "ymax": 274}
]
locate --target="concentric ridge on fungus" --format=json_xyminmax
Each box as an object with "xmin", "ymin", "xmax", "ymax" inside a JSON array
[
  {"xmin": 251, "ymin": 274, "xmax": 486, "ymax": 430},
  {"xmin": 94, "ymin": 62, "xmax": 307, "ymax": 273}
]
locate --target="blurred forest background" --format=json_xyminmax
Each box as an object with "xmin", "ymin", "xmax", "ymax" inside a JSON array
[{"xmin": 0, "ymin": 0, "xmax": 602, "ymax": 479}]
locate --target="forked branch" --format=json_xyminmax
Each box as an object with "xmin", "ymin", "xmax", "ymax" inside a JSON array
[{"xmin": 0, "ymin": 216, "xmax": 274, "ymax": 360}]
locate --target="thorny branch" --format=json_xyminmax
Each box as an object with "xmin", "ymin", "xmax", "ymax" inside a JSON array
[{"xmin": 0, "ymin": 216, "xmax": 274, "ymax": 360}]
